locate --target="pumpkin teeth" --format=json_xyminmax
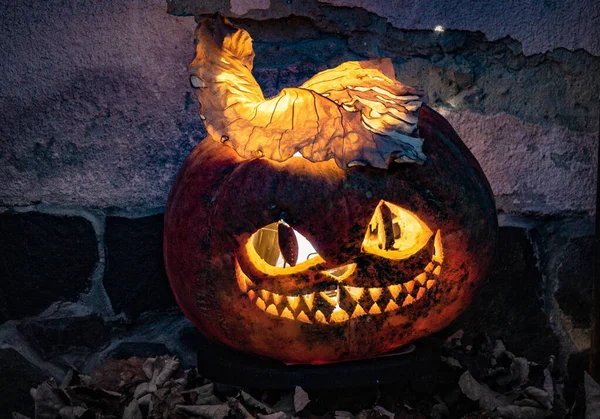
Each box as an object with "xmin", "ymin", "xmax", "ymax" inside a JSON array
[
  {"xmin": 368, "ymin": 288, "xmax": 383, "ymax": 302},
  {"xmin": 238, "ymin": 238, "xmax": 443, "ymax": 324},
  {"xmin": 402, "ymin": 295, "xmax": 415, "ymax": 306}
]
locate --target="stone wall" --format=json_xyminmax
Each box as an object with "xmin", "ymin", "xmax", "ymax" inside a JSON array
[{"xmin": 0, "ymin": 0, "xmax": 597, "ymax": 416}]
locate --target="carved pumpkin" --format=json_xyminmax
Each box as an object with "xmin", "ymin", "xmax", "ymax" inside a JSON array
[{"xmin": 164, "ymin": 16, "xmax": 497, "ymax": 364}]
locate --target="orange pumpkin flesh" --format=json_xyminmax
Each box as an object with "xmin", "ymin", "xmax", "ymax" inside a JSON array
[{"xmin": 164, "ymin": 105, "xmax": 497, "ymax": 364}]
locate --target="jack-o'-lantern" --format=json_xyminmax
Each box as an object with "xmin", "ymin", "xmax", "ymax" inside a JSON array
[{"xmin": 164, "ymin": 16, "xmax": 497, "ymax": 364}]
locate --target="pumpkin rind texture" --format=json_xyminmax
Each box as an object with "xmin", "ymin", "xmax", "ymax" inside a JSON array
[
  {"xmin": 164, "ymin": 16, "xmax": 497, "ymax": 364},
  {"xmin": 164, "ymin": 104, "xmax": 497, "ymax": 364}
]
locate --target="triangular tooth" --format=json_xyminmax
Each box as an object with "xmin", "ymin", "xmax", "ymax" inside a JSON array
[
  {"xmin": 351, "ymin": 304, "xmax": 367, "ymax": 318},
  {"xmin": 402, "ymin": 295, "xmax": 415, "ymax": 306},
  {"xmin": 343, "ymin": 286, "xmax": 364, "ymax": 302},
  {"xmin": 287, "ymin": 296, "xmax": 300, "ymax": 311},
  {"xmin": 280, "ymin": 307, "xmax": 294, "ymax": 320},
  {"xmin": 424, "ymin": 262, "xmax": 434, "ymax": 273},
  {"xmin": 384, "ymin": 299, "xmax": 399, "ymax": 312},
  {"xmin": 303, "ymin": 293, "xmax": 315, "ymax": 311},
  {"xmin": 433, "ymin": 266, "xmax": 441, "ymax": 276},
  {"xmin": 260, "ymin": 289, "xmax": 272, "ymax": 301},
  {"xmin": 403, "ymin": 280, "xmax": 415, "ymax": 294},
  {"xmin": 388, "ymin": 284, "xmax": 402, "ymax": 300},
  {"xmin": 319, "ymin": 289, "xmax": 339, "ymax": 307},
  {"xmin": 272, "ymin": 293, "xmax": 283, "ymax": 305},
  {"xmin": 433, "ymin": 229, "xmax": 444, "ymax": 263},
  {"xmin": 330, "ymin": 307, "xmax": 350, "ymax": 323},
  {"xmin": 368, "ymin": 303, "xmax": 382, "ymax": 315},
  {"xmin": 266, "ymin": 304, "xmax": 278, "ymax": 316},
  {"xmin": 247, "ymin": 290, "xmax": 256, "ymax": 302},
  {"xmin": 296, "ymin": 311, "xmax": 312, "ymax": 324},
  {"xmin": 368, "ymin": 288, "xmax": 383, "ymax": 302},
  {"xmin": 236, "ymin": 274, "xmax": 247, "ymax": 292},
  {"xmin": 314, "ymin": 310, "xmax": 328, "ymax": 324},
  {"xmin": 415, "ymin": 273, "xmax": 427, "ymax": 285},
  {"xmin": 426, "ymin": 280, "xmax": 436, "ymax": 289},
  {"xmin": 255, "ymin": 297, "xmax": 266, "ymax": 311},
  {"xmin": 339, "ymin": 286, "xmax": 358, "ymax": 313},
  {"xmin": 416, "ymin": 287, "xmax": 426, "ymax": 300}
]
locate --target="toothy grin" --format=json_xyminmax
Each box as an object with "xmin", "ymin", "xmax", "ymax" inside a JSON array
[{"xmin": 235, "ymin": 255, "xmax": 443, "ymax": 325}]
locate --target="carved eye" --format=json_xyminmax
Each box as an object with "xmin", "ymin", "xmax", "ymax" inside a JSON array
[
  {"xmin": 246, "ymin": 221, "xmax": 324, "ymax": 275},
  {"xmin": 361, "ymin": 200, "xmax": 433, "ymax": 260}
]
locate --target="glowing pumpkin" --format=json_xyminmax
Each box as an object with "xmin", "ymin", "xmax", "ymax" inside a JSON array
[{"xmin": 164, "ymin": 16, "xmax": 497, "ymax": 364}]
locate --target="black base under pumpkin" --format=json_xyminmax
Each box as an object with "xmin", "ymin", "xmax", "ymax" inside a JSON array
[{"xmin": 195, "ymin": 333, "xmax": 443, "ymax": 390}]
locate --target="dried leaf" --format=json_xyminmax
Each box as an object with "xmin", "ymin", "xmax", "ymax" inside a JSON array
[
  {"xmin": 458, "ymin": 371, "xmax": 511, "ymax": 410},
  {"xmin": 495, "ymin": 405, "xmax": 549, "ymax": 419},
  {"xmin": 294, "ymin": 386, "xmax": 310, "ymax": 413},
  {"xmin": 492, "ymin": 340, "xmax": 507, "ymax": 359},
  {"xmin": 585, "ymin": 372, "xmax": 600, "ymax": 419},
  {"xmin": 31, "ymin": 382, "xmax": 65, "ymax": 419},
  {"xmin": 257, "ymin": 413, "xmax": 287, "ymax": 419},
  {"xmin": 176, "ymin": 404, "xmax": 231, "ymax": 419},
  {"xmin": 58, "ymin": 406, "xmax": 89, "ymax": 419},
  {"xmin": 190, "ymin": 17, "xmax": 425, "ymax": 170},
  {"xmin": 272, "ymin": 392, "xmax": 294, "ymax": 417},
  {"xmin": 133, "ymin": 382, "xmax": 150, "ymax": 400},
  {"xmin": 441, "ymin": 356, "xmax": 462, "ymax": 369},
  {"xmin": 196, "ymin": 395, "xmax": 223, "ymax": 406},
  {"xmin": 512, "ymin": 357, "xmax": 531, "ymax": 386},
  {"xmin": 498, "ymin": 357, "xmax": 530, "ymax": 387},
  {"xmin": 373, "ymin": 406, "xmax": 395, "ymax": 418},
  {"xmin": 542, "ymin": 368, "xmax": 554, "ymax": 406},
  {"xmin": 227, "ymin": 397, "xmax": 254, "ymax": 419},
  {"xmin": 123, "ymin": 400, "xmax": 143, "ymax": 419},
  {"xmin": 524, "ymin": 386, "xmax": 552, "ymax": 410},
  {"xmin": 60, "ymin": 370, "xmax": 74, "ymax": 390},
  {"xmin": 240, "ymin": 391, "xmax": 275, "ymax": 414},
  {"xmin": 153, "ymin": 357, "xmax": 180, "ymax": 387},
  {"xmin": 90, "ymin": 357, "xmax": 146, "ymax": 391}
]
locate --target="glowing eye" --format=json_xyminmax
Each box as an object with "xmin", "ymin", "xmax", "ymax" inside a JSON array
[
  {"xmin": 361, "ymin": 200, "xmax": 433, "ymax": 260},
  {"xmin": 246, "ymin": 221, "xmax": 324, "ymax": 275}
]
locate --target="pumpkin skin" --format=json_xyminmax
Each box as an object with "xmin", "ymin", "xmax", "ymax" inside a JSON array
[{"xmin": 164, "ymin": 105, "xmax": 497, "ymax": 364}]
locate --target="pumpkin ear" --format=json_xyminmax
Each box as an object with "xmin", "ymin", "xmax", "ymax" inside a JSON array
[
  {"xmin": 219, "ymin": 17, "xmax": 255, "ymax": 71},
  {"xmin": 212, "ymin": 14, "xmax": 237, "ymax": 46}
]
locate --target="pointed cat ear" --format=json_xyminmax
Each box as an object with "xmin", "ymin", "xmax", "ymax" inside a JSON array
[
  {"xmin": 217, "ymin": 15, "xmax": 255, "ymax": 70},
  {"xmin": 197, "ymin": 14, "xmax": 255, "ymax": 70}
]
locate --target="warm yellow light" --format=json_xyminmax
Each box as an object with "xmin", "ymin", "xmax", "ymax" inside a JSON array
[
  {"xmin": 189, "ymin": 18, "xmax": 426, "ymax": 170},
  {"xmin": 368, "ymin": 287, "xmax": 383, "ymax": 302},
  {"xmin": 433, "ymin": 229, "xmax": 444, "ymax": 263},
  {"xmin": 385, "ymin": 300, "xmax": 399, "ymax": 312},
  {"xmin": 415, "ymin": 272, "xmax": 427, "ymax": 285},
  {"xmin": 344, "ymin": 285, "xmax": 364, "ymax": 302},
  {"xmin": 351, "ymin": 305, "xmax": 367, "ymax": 318},
  {"xmin": 246, "ymin": 223, "xmax": 325, "ymax": 276},
  {"xmin": 235, "ymin": 221, "xmax": 445, "ymax": 325},
  {"xmin": 330, "ymin": 306, "xmax": 350, "ymax": 323},
  {"xmin": 362, "ymin": 200, "xmax": 433, "ymax": 260}
]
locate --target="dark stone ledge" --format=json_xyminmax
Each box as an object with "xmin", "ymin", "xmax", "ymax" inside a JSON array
[
  {"xmin": 0, "ymin": 212, "xmax": 98, "ymax": 322},
  {"xmin": 104, "ymin": 215, "xmax": 176, "ymax": 319}
]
